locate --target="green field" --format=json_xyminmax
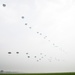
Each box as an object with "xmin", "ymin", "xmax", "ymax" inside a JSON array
[{"xmin": 0, "ymin": 72, "xmax": 75, "ymax": 75}]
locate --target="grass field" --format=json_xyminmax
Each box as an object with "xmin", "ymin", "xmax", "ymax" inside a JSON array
[{"xmin": 0, "ymin": 72, "xmax": 75, "ymax": 75}]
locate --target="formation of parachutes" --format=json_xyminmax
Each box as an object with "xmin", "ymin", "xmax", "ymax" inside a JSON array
[{"xmin": 2, "ymin": 3, "xmax": 65, "ymax": 62}]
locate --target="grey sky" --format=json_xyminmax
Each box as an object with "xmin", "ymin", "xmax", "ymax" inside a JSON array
[{"xmin": 0, "ymin": 0, "xmax": 75, "ymax": 73}]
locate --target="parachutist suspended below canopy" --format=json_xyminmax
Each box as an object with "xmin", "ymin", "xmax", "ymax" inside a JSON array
[
  {"xmin": 40, "ymin": 33, "xmax": 42, "ymax": 35},
  {"xmin": 8, "ymin": 52, "xmax": 11, "ymax": 54},
  {"xmin": 40, "ymin": 53, "xmax": 42, "ymax": 55},
  {"xmin": 37, "ymin": 32, "xmax": 39, "ymax": 34},
  {"xmin": 44, "ymin": 36, "xmax": 47, "ymax": 39},
  {"xmin": 27, "ymin": 56, "xmax": 30, "ymax": 58},
  {"xmin": 29, "ymin": 27, "xmax": 31, "ymax": 29},
  {"xmin": 34, "ymin": 56, "xmax": 37, "ymax": 58},
  {"xmin": 25, "ymin": 23, "xmax": 27, "ymax": 25},
  {"xmin": 21, "ymin": 16, "xmax": 24, "ymax": 19},
  {"xmin": 26, "ymin": 53, "xmax": 28, "ymax": 55},
  {"xmin": 3, "ymin": 4, "xmax": 6, "ymax": 7},
  {"xmin": 16, "ymin": 52, "xmax": 19, "ymax": 54}
]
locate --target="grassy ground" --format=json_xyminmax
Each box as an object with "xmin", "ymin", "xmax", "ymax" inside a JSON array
[{"xmin": 0, "ymin": 72, "xmax": 75, "ymax": 75}]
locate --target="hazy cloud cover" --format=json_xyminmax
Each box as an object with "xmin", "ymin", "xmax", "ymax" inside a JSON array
[{"xmin": 0, "ymin": 0, "xmax": 75, "ymax": 73}]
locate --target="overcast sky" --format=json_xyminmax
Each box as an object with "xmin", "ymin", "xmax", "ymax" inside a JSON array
[{"xmin": 0, "ymin": 0, "xmax": 75, "ymax": 73}]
